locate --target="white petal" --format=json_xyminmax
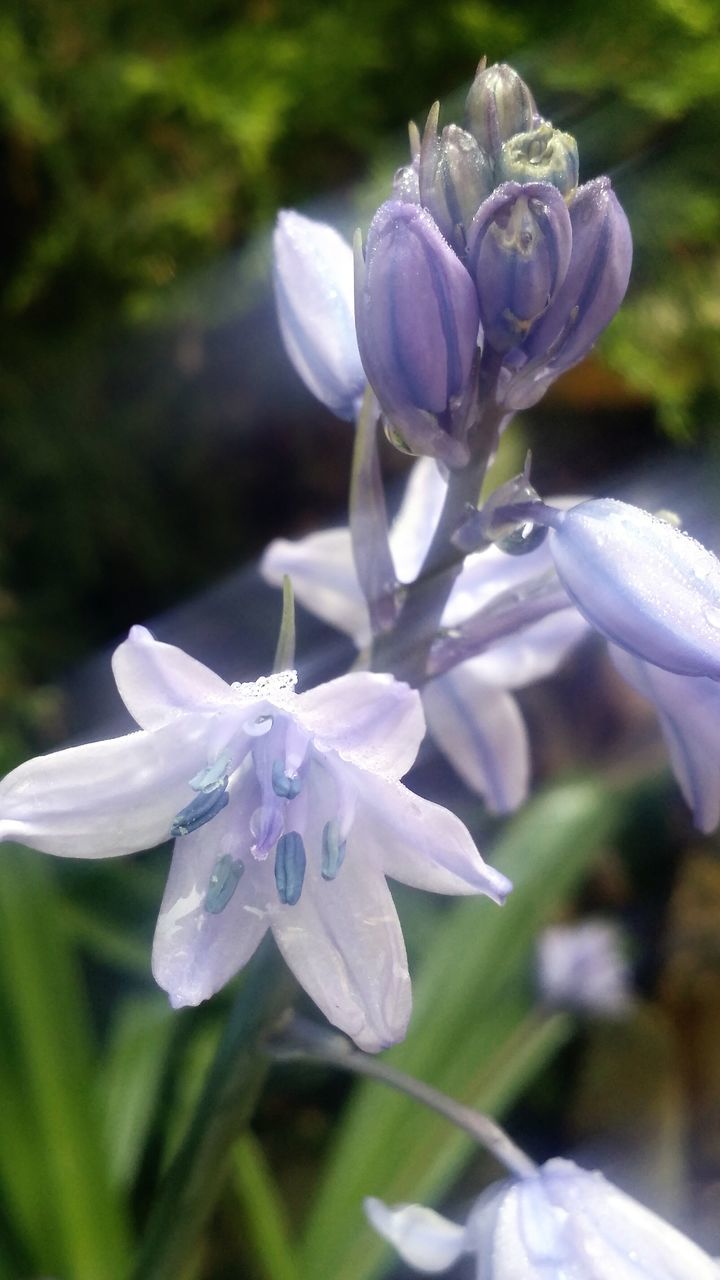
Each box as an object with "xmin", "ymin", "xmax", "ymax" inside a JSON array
[
  {"xmin": 112, "ymin": 626, "xmax": 232, "ymax": 729},
  {"xmin": 389, "ymin": 458, "xmax": 449, "ymax": 582},
  {"xmin": 296, "ymin": 672, "xmax": 425, "ymax": 779},
  {"xmin": 273, "ymin": 210, "xmax": 365, "ymax": 420},
  {"xmin": 423, "ymin": 668, "xmax": 529, "ymax": 814},
  {"xmin": 352, "ymin": 768, "xmax": 512, "ymax": 901},
  {"xmin": 468, "ymin": 608, "xmax": 587, "ymax": 691},
  {"xmin": 536, "ymin": 921, "xmax": 632, "ymax": 1015},
  {"xmin": 364, "ymin": 1199, "xmax": 467, "ymax": 1273},
  {"xmin": 261, "ymin": 530, "xmax": 370, "ymax": 646},
  {"xmin": 443, "ymin": 536, "xmax": 559, "ymax": 630},
  {"xmin": 611, "ymin": 646, "xmax": 720, "ymax": 833},
  {"xmin": 270, "ymin": 799, "xmax": 411, "ymax": 1051},
  {"xmin": 0, "ymin": 713, "xmax": 223, "ymax": 858},
  {"xmin": 152, "ymin": 794, "xmax": 272, "ymax": 1007}
]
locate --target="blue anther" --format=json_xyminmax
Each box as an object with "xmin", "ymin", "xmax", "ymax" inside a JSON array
[
  {"xmin": 189, "ymin": 753, "xmax": 232, "ymax": 793},
  {"xmin": 275, "ymin": 831, "xmax": 306, "ymax": 906},
  {"xmin": 171, "ymin": 784, "xmax": 229, "ymax": 837},
  {"xmin": 321, "ymin": 819, "xmax": 347, "ymax": 881},
  {"xmin": 204, "ymin": 854, "xmax": 244, "ymax": 914},
  {"xmin": 271, "ymin": 758, "xmax": 302, "ymax": 800}
]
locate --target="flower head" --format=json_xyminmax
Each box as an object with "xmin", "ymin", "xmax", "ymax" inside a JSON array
[
  {"xmin": 366, "ymin": 1158, "xmax": 720, "ymax": 1277},
  {"xmin": 0, "ymin": 626, "xmax": 509, "ymax": 1051}
]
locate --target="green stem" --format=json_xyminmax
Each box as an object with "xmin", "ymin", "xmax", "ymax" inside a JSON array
[{"xmin": 130, "ymin": 945, "xmax": 295, "ymax": 1280}]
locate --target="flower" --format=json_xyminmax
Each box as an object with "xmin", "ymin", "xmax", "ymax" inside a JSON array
[
  {"xmin": 365, "ymin": 1157, "xmax": 720, "ymax": 1276},
  {"xmin": 536, "ymin": 919, "xmax": 632, "ymax": 1015},
  {"xmin": 272, "ymin": 209, "xmax": 366, "ymax": 420},
  {"xmin": 0, "ymin": 625, "xmax": 509, "ymax": 1052},
  {"xmin": 262, "ymin": 458, "xmax": 587, "ymax": 815}
]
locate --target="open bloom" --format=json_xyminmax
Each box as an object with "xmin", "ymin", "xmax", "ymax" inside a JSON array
[
  {"xmin": 366, "ymin": 1157, "xmax": 720, "ymax": 1277},
  {"xmin": 0, "ymin": 626, "xmax": 509, "ymax": 1051},
  {"xmin": 263, "ymin": 459, "xmax": 586, "ymax": 814}
]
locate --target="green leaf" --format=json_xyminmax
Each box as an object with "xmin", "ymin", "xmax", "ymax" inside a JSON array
[
  {"xmin": 100, "ymin": 995, "xmax": 177, "ymax": 1190},
  {"xmin": 232, "ymin": 1133, "xmax": 302, "ymax": 1280}
]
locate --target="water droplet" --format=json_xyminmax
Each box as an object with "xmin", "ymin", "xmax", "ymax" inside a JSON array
[
  {"xmin": 205, "ymin": 854, "xmax": 244, "ymax": 914},
  {"xmin": 693, "ymin": 561, "xmax": 711, "ymax": 581},
  {"xmin": 496, "ymin": 521, "xmax": 547, "ymax": 556},
  {"xmin": 704, "ymin": 605, "xmax": 720, "ymax": 629},
  {"xmin": 244, "ymin": 713, "xmax": 274, "ymax": 738}
]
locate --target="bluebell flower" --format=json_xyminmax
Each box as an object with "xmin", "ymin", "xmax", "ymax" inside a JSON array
[
  {"xmin": 273, "ymin": 210, "xmax": 366, "ymax": 420},
  {"xmin": 366, "ymin": 1158, "xmax": 720, "ymax": 1276},
  {"xmin": 537, "ymin": 919, "xmax": 632, "ymax": 1015},
  {"xmin": 0, "ymin": 626, "xmax": 509, "ymax": 1051},
  {"xmin": 263, "ymin": 459, "xmax": 586, "ymax": 814}
]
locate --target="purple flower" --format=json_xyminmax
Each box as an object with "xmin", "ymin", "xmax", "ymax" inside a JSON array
[
  {"xmin": 366, "ymin": 1157, "xmax": 720, "ymax": 1276},
  {"xmin": 263, "ymin": 459, "xmax": 586, "ymax": 815},
  {"xmin": 354, "ymin": 201, "xmax": 481, "ymax": 466},
  {"xmin": 536, "ymin": 919, "xmax": 632, "ymax": 1015},
  {"xmin": 273, "ymin": 210, "xmax": 366, "ymax": 420},
  {"xmin": 0, "ymin": 626, "xmax": 509, "ymax": 1051},
  {"xmin": 464, "ymin": 61, "xmax": 537, "ymax": 158}
]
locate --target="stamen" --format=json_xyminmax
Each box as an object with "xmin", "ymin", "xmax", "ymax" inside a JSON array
[
  {"xmin": 189, "ymin": 753, "xmax": 232, "ymax": 793},
  {"xmin": 204, "ymin": 854, "xmax": 244, "ymax": 914},
  {"xmin": 275, "ymin": 831, "xmax": 306, "ymax": 906},
  {"xmin": 321, "ymin": 819, "xmax": 347, "ymax": 880},
  {"xmin": 271, "ymin": 758, "xmax": 302, "ymax": 800},
  {"xmin": 171, "ymin": 785, "xmax": 229, "ymax": 837}
]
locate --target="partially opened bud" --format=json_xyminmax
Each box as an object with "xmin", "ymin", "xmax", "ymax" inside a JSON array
[
  {"xmin": 547, "ymin": 497, "xmax": 720, "ymax": 678},
  {"xmin": 465, "ymin": 61, "xmax": 537, "ymax": 156},
  {"xmin": 496, "ymin": 121, "xmax": 579, "ymax": 196},
  {"xmin": 367, "ymin": 1158, "xmax": 720, "ymax": 1277},
  {"xmin": 419, "ymin": 107, "xmax": 493, "ymax": 253},
  {"xmin": 468, "ymin": 181, "xmax": 572, "ymax": 353},
  {"xmin": 273, "ymin": 210, "xmax": 366, "ymax": 420},
  {"xmin": 354, "ymin": 200, "xmax": 481, "ymax": 466}
]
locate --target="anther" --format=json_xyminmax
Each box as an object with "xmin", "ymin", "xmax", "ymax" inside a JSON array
[
  {"xmin": 205, "ymin": 854, "xmax": 244, "ymax": 914},
  {"xmin": 171, "ymin": 785, "xmax": 229, "ymax": 837},
  {"xmin": 321, "ymin": 820, "xmax": 347, "ymax": 881},
  {"xmin": 275, "ymin": 832, "xmax": 306, "ymax": 906}
]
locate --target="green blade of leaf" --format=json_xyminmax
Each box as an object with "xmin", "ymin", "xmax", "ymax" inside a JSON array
[{"xmin": 232, "ymin": 1132, "xmax": 302, "ymax": 1280}]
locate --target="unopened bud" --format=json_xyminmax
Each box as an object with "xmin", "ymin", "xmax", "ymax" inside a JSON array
[
  {"xmin": 496, "ymin": 122, "xmax": 578, "ymax": 197},
  {"xmin": 419, "ymin": 106, "xmax": 493, "ymax": 253},
  {"xmin": 465, "ymin": 61, "xmax": 537, "ymax": 156},
  {"xmin": 392, "ymin": 161, "xmax": 420, "ymax": 203},
  {"xmin": 467, "ymin": 181, "xmax": 572, "ymax": 353}
]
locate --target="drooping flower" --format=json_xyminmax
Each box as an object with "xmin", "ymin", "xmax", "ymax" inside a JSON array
[
  {"xmin": 536, "ymin": 919, "xmax": 632, "ymax": 1015},
  {"xmin": 366, "ymin": 1157, "xmax": 720, "ymax": 1277},
  {"xmin": 262, "ymin": 458, "xmax": 587, "ymax": 814},
  {"xmin": 0, "ymin": 625, "xmax": 509, "ymax": 1052},
  {"xmin": 273, "ymin": 209, "xmax": 366, "ymax": 420}
]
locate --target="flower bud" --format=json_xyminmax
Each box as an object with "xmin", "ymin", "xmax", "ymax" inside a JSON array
[
  {"xmin": 273, "ymin": 210, "xmax": 366, "ymax": 420},
  {"xmin": 354, "ymin": 200, "xmax": 481, "ymax": 466},
  {"xmin": 465, "ymin": 60, "xmax": 537, "ymax": 156},
  {"xmin": 367, "ymin": 1158, "xmax": 720, "ymax": 1277},
  {"xmin": 504, "ymin": 177, "xmax": 632, "ymax": 408},
  {"xmin": 467, "ymin": 181, "xmax": 572, "ymax": 353},
  {"xmin": 496, "ymin": 121, "xmax": 579, "ymax": 197},
  {"xmin": 548, "ymin": 497, "xmax": 720, "ymax": 678},
  {"xmin": 419, "ymin": 104, "xmax": 493, "ymax": 253}
]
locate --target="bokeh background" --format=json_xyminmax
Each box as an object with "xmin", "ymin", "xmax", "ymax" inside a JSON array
[{"xmin": 1, "ymin": 1, "xmax": 720, "ymax": 1277}]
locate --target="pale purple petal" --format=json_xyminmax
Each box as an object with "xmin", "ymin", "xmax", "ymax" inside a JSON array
[
  {"xmin": 352, "ymin": 768, "xmax": 512, "ymax": 900},
  {"xmin": 152, "ymin": 795, "xmax": 273, "ymax": 1007},
  {"xmin": 611, "ymin": 645, "xmax": 720, "ymax": 833},
  {"xmin": 536, "ymin": 920, "xmax": 632, "ymax": 1015},
  {"xmin": 296, "ymin": 672, "xmax": 425, "ymax": 779},
  {"xmin": 270, "ymin": 819, "xmax": 411, "ymax": 1052},
  {"xmin": 364, "ymin": 1199, "xmax": 467, "ymax": 1273},
  {"xmin": 261, "ymin": 529, "xmax": 370, "ymax": 646},
  {"xmin": 389, "ymin": 457, "xmax": 449, "ymax": 583},
  {"xmin": 0, "ymin": 713, "xmax": 224, "ymax": 858},
  {"xmin": 549, "ymin": 499, "xmax": 720, "ymax": 678},
  {"xmin": 443, "ymin": 534, "xmax": 559, "ymax": 628},
  {"xmin": 112, "ymin": 625, "xmax": 232, "ymax": 729},
  {"xmin": 273, "ymin": 210, "xmax": 365, "ymax": 420},
  {"xmin": 423, "ymin": 668, "xmax": 528, "ymax": 813},
  {"xmin": 467, "ymin": 608, "xmax": 587, "ymax": 690}
]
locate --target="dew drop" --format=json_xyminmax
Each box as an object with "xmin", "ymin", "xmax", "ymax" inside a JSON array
[{"xmin": 704, "ymin": 605, "xmax": 720, "ymax": 629}]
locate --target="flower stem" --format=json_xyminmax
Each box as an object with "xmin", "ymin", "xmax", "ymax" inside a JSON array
[
  {"xmin": 268, "ymin": 1014, "xmax": 537, "ymax": 1180},
  {"xmin": 130, "ymin": 943, "xmax": 295, "ymax": 1280}
]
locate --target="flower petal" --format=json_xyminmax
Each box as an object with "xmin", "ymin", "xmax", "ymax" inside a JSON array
[
  {"xmin": 261, "ymin": 529, "xmax": 370, "ymax": 647},
  {"xmin": 352, "ymin": 768, "xmax": 512, "ymax": 900},
  {"xmin": 273, "ymin": 210, "xmax": 366, "ymax": 421},
  {"xmin": 152, "ymin": 796, "xmax": 273, "ymax": 1007},
  {"xmin": 389, "ymin": 458, "xmax": 449, "ymax": 583},
  {"xmin": 296, "ymin": 672, "xmax": 425, "ymax": 779},
  {"xmin": 112, "ymin": 625, "xmax": 232, "ymax": 730},
  {"xmin": 0, "ymin": 713, "xmax": 223, "ymax": 858},
  {"xmin": 364, "ymin": 1199, "xmax": 467, "ymax": 1273},
  {"xmin": 422, "ymin": 668, "xmax": 529, "ymax": 813},
  {"xmin": 611, "ymin": 645, "xmax": 720, "ymax": 833},
  {"xmin": 467, "ymin": 608, "xmax": 587, "ymax": 690},
  {"xmin": 270, "ymin": 825, "xmax": 411, "ymax": 1052},
  {"xmin": 549, "ymin": 498, "xmax": 720, "ymax": 677}
]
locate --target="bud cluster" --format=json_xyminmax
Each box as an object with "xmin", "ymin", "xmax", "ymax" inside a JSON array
[{"xmin": 355, "ymin": 60, "xmax": 632, "ymax": 462}]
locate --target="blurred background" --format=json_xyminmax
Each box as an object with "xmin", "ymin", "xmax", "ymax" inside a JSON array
[{"xmin": 1, "ymin": 1, "xmax": 720, "ymax": 1277}]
